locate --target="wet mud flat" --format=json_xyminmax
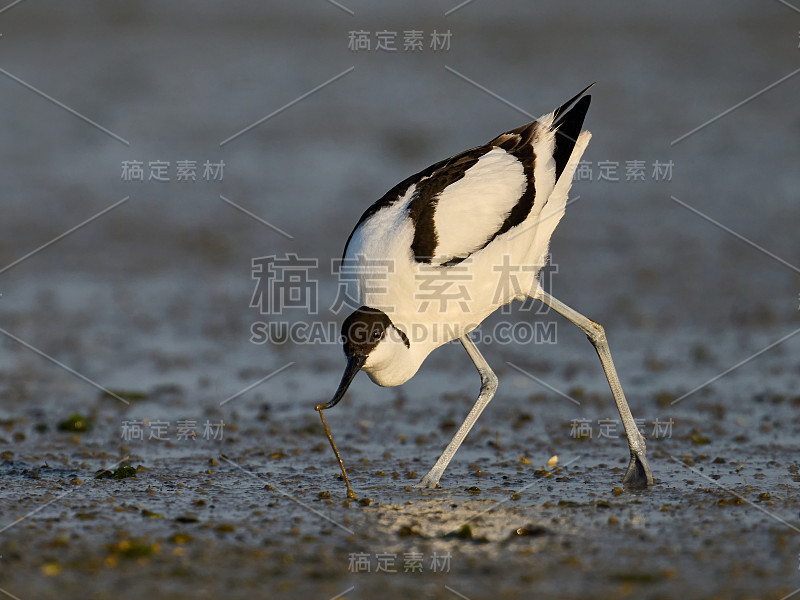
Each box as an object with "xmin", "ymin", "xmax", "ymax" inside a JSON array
[{"xmin": 1, "ymin": 302, "xmax": 799, "ymax": 599}]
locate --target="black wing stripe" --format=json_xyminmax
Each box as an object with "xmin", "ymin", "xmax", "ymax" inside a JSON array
[
  {"xmin": 408, "ymin": 147, "xmax": 491, "ymax": 263},
  {"xmin": 342, "ymin": 154, "xmax": 454, "ymax": 260},
  {"xmin": 478, "ymin": 123, "xmax": 537, "ymax": 248}
]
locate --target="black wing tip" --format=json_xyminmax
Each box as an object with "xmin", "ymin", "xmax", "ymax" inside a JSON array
[
  {"xmin": 552, "ymin": 86, "xmax": 593, "ymax": 182},
  {"xmin": 561, "ymin": 94, "xmax": 591, "ymax": 130},
  {"xmin": 552, "ymin": 82, "xmax": 595, "ymax": 129}
]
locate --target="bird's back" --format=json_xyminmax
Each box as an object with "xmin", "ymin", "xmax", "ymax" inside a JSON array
[{"xmin": 342, "ymin": 87, "xmax": 593, "ymax": 348}]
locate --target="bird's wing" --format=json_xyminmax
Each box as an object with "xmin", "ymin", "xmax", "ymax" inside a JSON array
[
  {"xmin": 410, "ymin": 142, "xmax": 530, "ymax": 265},
  {"xmin": 343, "ymin": 85, "xmax": 593, "ymax": 267}
]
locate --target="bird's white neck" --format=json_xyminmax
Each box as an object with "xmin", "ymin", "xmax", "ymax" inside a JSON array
[{"xmin": 362, "ymin": 330, "xmax": 426, "ymax": 387}]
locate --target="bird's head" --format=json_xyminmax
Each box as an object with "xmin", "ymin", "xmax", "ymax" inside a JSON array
[{"xmin": 317, "ymin": 306, "xmax": 409, "ymax": 410}]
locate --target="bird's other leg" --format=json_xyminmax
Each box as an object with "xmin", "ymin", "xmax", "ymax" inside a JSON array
[
  {"xmin": 414, "ymin": 334, "xmax": 498, "ymax": 489},
  {"xmin": 538, "ymin": 291, "xmax": 653, "ymax": 487}
]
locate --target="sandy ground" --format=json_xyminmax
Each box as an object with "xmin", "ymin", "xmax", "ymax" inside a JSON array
[{"xmin": 1, "ymin": 2, "xmax": 799, "ymax": 599}]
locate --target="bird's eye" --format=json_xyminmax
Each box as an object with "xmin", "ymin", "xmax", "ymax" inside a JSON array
[{"xmin": 372, "ymin": 329, "xmax": 382, "ymax": 340}]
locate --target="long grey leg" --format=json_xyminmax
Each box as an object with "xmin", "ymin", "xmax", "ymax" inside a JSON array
[
  {"xmin": 414, "ymin": 334, "xmax": 498, "ymax": 489},
  {"xmin": 538, "ymin": 291, "xmax": 653, "ymax": 487}
]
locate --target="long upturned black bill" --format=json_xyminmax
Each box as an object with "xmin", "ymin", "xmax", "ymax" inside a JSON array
[{"xmin": 318, "ymin": 354, "xmax": 366, "ymax": 410}]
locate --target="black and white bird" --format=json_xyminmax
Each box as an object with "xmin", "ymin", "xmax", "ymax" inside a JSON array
[{"xmin": 316, "ymin": 85, "xmax": 653, "ymax": 490}]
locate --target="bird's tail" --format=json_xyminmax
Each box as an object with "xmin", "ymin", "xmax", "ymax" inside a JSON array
[
  {"xmin": 523, "ymin": 85, "xmax": 593, "ymax": 271},
  {"xmin": 550, "ymin": 82, "xmax": 594, "ymax": 186}
]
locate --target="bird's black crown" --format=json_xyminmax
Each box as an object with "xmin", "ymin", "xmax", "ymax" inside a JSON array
[{"xmin": 341, "ymin": 306, "xmax": 408, "ymax": 356}]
